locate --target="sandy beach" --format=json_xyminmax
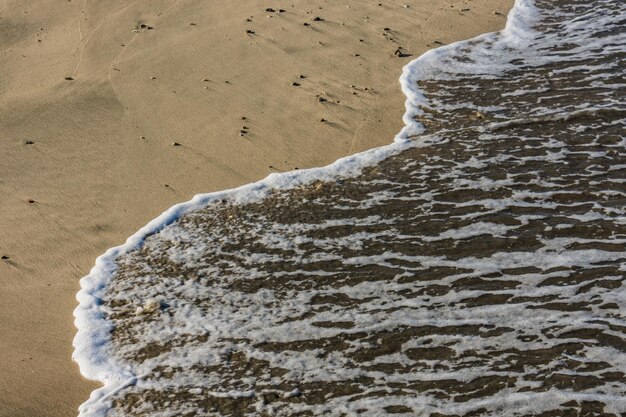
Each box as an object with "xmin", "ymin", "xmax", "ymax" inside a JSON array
[{"xmin": 0, "ymin": 1, "xmax": 512, "ymax": 416}]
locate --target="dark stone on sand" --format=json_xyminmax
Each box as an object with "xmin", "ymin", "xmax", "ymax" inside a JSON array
[
  {"xmin": 27, "ymin": 199, "xmax": 36, "ymax": 204},
  {"xmin": 265, "ymin": 8, "xmax": 275, "ymax": 12},
  {"xmin": 1, "ymin": 255, "xmax": 9, "ymax": 260},
  {"xmin": 303, "ymin": 23, "xmax": 310, "ymax": 26},
  {"xmin": 64, "ymin": 77, "xmax": 74, "ymax": 80},
  {"xmin": 24, "ymin": 141, "xmax": 34, "ymax": 145},
  {"xmin": 140, "ymin": 24, "xmax": 154, "ymax": 30},
  {"xmin": 246, "ymin": 29, "xmax": 255, "ymax": 34},
  {"xmin": 318, "ymin": 97, "xmax": 327, "ymax": 102},
  {"xmin": 313, "ymin": 17, "xmax": 324, "ymax": 21},
  {"xmin": 394, "ymin": 47, "xmax": 410, "ymax": 57},
  {"xmin": 291, "ymin": 82, "xmax": 300, "ymax": 86},
  {"xmin": 320, "ymin": 119, "xmax": 326, "ymax": 122},
  {"xmin": 171, "ymin": 142, "xmax": 182, "ymax": 147}
]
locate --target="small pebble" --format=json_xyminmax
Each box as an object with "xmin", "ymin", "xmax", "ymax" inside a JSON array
[
  {"xmin": 172, "ymin": 142, "xmax": 182, "ymax": 146},
  {"xmin": 25, "ymin": 140, "xmax": 35, "ymax": 145},
  {"xmin": 64, "ymin": 77, "xmax": 74, "ymax": 81},
  {"xmin": 291, "ymin": 82, "xmax": 301, "ymax": 86},
  {"xmin": 1, "ymin": 255, "xmax": 9, "ymax": 260}
]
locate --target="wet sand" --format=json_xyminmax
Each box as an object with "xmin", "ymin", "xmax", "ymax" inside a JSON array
[{"xmin": 0, "ymin": 0, "xmax": 511, "ymax": 416}]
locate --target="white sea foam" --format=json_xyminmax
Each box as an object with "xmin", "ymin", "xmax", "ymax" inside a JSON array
[{"xmin": 73, "ymin": 0, "xmax": 626, "ymax": 416}]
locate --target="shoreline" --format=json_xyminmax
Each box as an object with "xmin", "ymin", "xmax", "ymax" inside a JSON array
[{"xmin": 0, "ymin": 1, "xmax": 512, "ymax": 416}]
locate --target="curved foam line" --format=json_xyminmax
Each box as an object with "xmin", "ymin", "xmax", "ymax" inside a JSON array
[{"xmin": 72, "ymin": 1, "xmax": 536, "ymax": 415}]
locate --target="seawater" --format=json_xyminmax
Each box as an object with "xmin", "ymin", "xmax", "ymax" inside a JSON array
[{"xmin": 74, "ymin": 0, "xmax": 626, "ymax": 416}]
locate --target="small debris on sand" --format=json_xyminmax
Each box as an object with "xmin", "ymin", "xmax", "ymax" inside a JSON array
[
  {"xmin": 24, "ymin": 140, "xmax": 35, "ymax": 145},
  {"xmin": 1, "ymin": 255, "xmax": 9, "ymax": 260},
  {"xmin": 27, "ymin": 199, "xmax": 36, "ymax": 204},
  {"xmin": 246, "ymin": 29, "xmax": 255, "ymax": 34},
  {"xmin": 318, "ymin": 97, "xmax": 327, "ymax": 102},
  {"xmin": 291, "ymin": 82, "xmax": 301, "ymax": 86},
  {"xmin": 313, "ymin": 17, "xmax": 324, "ymax": 21},
  {"xmin": 171, "ymin": 142, "xmax": 182, "ymax": 147},
  {"xmin": 394, "ymin": 47, "xmax": 410, "ymax": 57},
  {"xmin": 64, "ymin": 77, "xmax": 74, "ymax": 81}
]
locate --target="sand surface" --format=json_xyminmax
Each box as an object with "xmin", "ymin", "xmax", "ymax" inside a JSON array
[{"xmin": 0, "ymin": 0, "xmax": 511, "ymax": 416}]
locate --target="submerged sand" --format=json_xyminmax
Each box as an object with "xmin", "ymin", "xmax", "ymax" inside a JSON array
[{"xmin": 0, "ymin": 1, "xmax": 511, "ymax": 416}]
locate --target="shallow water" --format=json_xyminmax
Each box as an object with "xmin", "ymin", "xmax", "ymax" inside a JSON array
[{"xmin": 75, "ymin": 0, "xmax": 625, "ymax": 415}]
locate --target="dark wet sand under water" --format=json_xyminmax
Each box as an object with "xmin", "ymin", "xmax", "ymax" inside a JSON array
[{"xmin": 79, "ymin": 0, "xmax": 625, "ymax": 415}]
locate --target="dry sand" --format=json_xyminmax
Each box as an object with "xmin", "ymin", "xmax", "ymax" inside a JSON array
[{"xmin": 0, "ymin": 0, "xmax": 512, "ymax": 416}]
